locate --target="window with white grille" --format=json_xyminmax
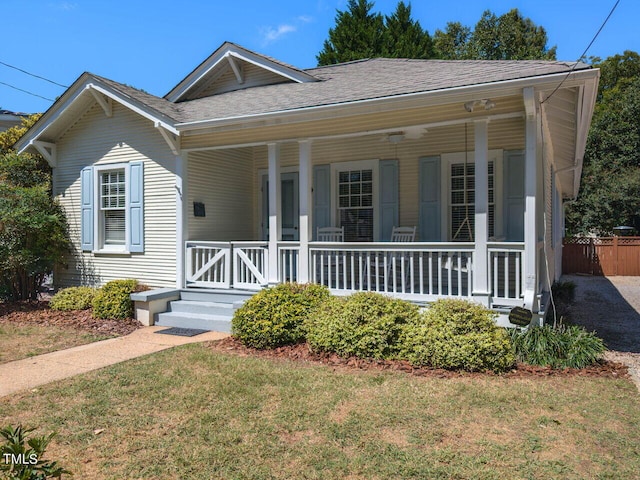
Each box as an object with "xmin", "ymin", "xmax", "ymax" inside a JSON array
[
  {"xmin": 100, "ymin": 169, "xmax": 126, "ymax": 246},
  {"xmin": 450, "ymin": 161, "xmax": 495, "ymax": 241},
  {"xmin": 338, "ymin": 169, "xmax": 373, "ymax": 241}
]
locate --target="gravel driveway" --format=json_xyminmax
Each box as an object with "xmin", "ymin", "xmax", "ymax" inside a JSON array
[{"xmin": 561, "ymin": 275, "xmax": 640, "ymax": 390}]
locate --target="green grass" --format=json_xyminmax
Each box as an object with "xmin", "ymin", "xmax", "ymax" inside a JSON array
[
  {"xmin": 1, "ymin": 343, "xmax": 639, "ymax": 479},
  {"xmin": 0, "ymin": 323, "xmax": 112, "ymax": 364}
]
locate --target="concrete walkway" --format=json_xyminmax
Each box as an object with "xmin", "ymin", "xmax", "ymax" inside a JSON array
[{"xmin": 0, "ymin": 326, "xmax": 228, "ymax": 398}]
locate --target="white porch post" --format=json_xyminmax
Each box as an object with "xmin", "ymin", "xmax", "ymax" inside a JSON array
[
  {"xmin": 175, "ymin": 152, "xmax": 188, "ymax": 288},
  {"xmin": 523, "ymin": 87, "xmax": 539, "ymax": 312},
  {"xmin": 298, "ymin": 140, "xmax": 312, "ymax": 283},
  {"xmin": 472, "ymin": 119, "xmax": 490, "ymax": 306},
  {"xmin": 267, "ymin": 143, "xmax": 282, "ymax": 285}
]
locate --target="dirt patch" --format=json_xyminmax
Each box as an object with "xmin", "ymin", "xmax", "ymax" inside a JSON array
[
  {"xmin": 0, "ymin": 301, "xmax": 142, "ymax": 337},
  {"xmin": 207, "ymin": 336, "xmax": 629, "ymax": 380}
]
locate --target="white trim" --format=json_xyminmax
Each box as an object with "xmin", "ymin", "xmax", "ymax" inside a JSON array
[
  {"xmin": 155, "ymin": 122, "xmax": 181, "ymax": 155},
  {"xmin": 88, "ymin": 87, "xmax": 113, "ymax": 117},
  {"xmin": 93, "ymin": 162, "xmax": 130, "ymax": 254},
  {"xmin": 30, "ymin": 140, "xmax": 56, "ymax": 167},
  {"xmin": 175, "ymin": 152, "xmax": 188, "ymax": 288},
  {"xmin": 330, "ymin": 159, "xmax": 380, "ymax": 241},
  {"xmin": 298, "ymin": 140, "xmax": 312, "ymax": 283},
  {"xmin": 267, "ymin": 143, "xmax": 281, "ymax": 285},
  {"xmin": 166, "ymin": 43, "xmax": 317, "ymax": 103},
  {"xmin": 227, "ymin": 55, "xmax": 244, "ymax": 84}
]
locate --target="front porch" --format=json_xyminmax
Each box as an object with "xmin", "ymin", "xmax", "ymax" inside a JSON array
[{"xmin": 184, "ymin": 240, "xmax": 526, "ymax": 309}]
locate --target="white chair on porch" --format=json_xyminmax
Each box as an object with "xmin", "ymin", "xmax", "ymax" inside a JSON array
[
  {"xmin": 370, "ymin": 226, "xmax": 417, "ymax": 292},
  {"xmin": 390, "ymin": 226, "xmax": 416, "ymax": 243},
  {"xmin": 316, "ymin": 226, "xmax": 344, "ymax": 242}
]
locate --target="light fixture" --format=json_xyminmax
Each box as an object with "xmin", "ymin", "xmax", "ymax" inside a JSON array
[
  {"xmin": 464, "ymin": 99, "xmax": 496, "ymax": 112},
  {"xmin": 387, "ymin": 132, "xmax": 405, "ymax": 144}
]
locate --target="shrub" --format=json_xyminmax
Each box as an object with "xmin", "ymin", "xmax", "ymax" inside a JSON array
[
  {"xmin": 92, "ymin": 279, "xmax": 139, "ymax": 320},
  {"xmin": 306, "ymin": 292, "xmax": 420, "ymax": 360},
  {"xmin": 510, "ymin": 324, "xmax": 605, "ymax": 369},
  {"xmin": 0, "ymin": 424, "xmax": 71, "ymax": 479},
  {"xmin": 232, "ymin": 283, "xmax": 330, "ymax": 349},
  {"xmin": 49, "ymin": 286, "xmax": 97, "ymax": 311},
  {"xmin": 401, "ymin": 299, "xmax": 515, "ymax": 372}
]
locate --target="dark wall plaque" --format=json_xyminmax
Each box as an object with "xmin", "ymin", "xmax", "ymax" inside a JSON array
[{"xmin": 193, "ymin": 202, "xmax": 205, "ymax": 217}]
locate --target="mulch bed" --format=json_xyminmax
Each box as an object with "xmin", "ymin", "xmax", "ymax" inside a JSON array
[
  {"xmin": 0, "ymin": 301, "xmax": 142, "ymax": 337},
  {"xmin": 208, "ymin": 336, "xmax": 630, "ymax": 380}
]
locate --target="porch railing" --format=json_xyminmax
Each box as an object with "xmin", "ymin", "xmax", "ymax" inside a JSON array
[
  {"xmin": 309, "ymin": 242, "xmax": 474, "ymax": 300},
  {"xmin": 278, "ymin": 242, "xmax": 300, "ymax": 283},
  {"xmin": 185, "ymin": 241, "xmax": 231, "ymax": 288},
  {"xmin": 488, "ymin": 242, "xmax": 524, "ymax": 305},
  {"xmin": 232, "ymin": 242, "xmax": 268, "ymax": 289}
]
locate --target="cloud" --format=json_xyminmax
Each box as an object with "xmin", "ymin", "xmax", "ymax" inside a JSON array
[
  {"xmin": 50, "ymin": 2, "xmax": 77, "ymax": 10},
  {"xmin": 297, "ymin": 15, "xmax": 313, "ymax": 23},
  {"xmin": 261, "ymin": 24, "xmax": 297, "ymax": 45}
]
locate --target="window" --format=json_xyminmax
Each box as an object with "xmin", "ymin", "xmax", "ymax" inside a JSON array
[
  {"xmin": 100, "ymin": 169, "xmax": 126, "ymax": 246},
  {"xmin": 450, "ymin": 161, "xmax": 495, "ymax": 241},
  {"xmin": 337, "ymin": 168, "xmax": 373, "ymax": 241},
  {"xmin": 81, "ymin": 161, "xmax": 144, "ymax": 253}
]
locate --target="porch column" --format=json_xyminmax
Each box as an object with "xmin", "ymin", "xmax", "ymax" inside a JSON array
[
  {"xmin": 175, "ymin": 152, "xmax": 188, "ymax": 289},
  {"xmin": 523, "ymin": 87, "xmax": 539, "ymax": 312},
  {"xmin": 298, "ymin": 140, "xmax": 312, "ymax": 283},
  {"xmin": 267, "ymin": 143, "xmax": 281, "ymax": 285},
  {"xmin": 472, "ymin": 119, "xmax": 490, "ymax": 306}
]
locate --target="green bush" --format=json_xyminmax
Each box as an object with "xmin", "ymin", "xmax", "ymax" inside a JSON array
[
  {"xmin": 306, "ymin": 292, "xmax": 420, "ymax": 360},
  {"xmin": 92, "ymin": 279, "xmax": 139, "ymax": 320},
  {"xmin": 401, "ymin": 299, "xmax": 515, "ymax": 372},
  {"xmin": 232, "ymin": 283, "xmax": 330, "ymax": 349},
  {"xmin": 0, "ymin": 424, "xmax": 71, "ymax": 479},
  {"xmin": 49, "ymin": 286, "xmax": 97, "ymax": 311},
  {"xmin": 510, "ymin": 324, "xmax": 605, "ymax": 369}
]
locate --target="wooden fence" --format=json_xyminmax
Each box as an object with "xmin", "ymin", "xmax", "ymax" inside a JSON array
[{"xmin": 563, "ymin": 237, "xmax": 640, "ymax": 276}]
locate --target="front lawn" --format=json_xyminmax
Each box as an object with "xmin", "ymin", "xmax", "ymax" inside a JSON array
[
  {"xmin": 0, "ymin": 323, "xmax": 111, "ymax": 364},
  {"xmin": 1, "ymin": 343, "xmax": 638, "ymax": 479}
]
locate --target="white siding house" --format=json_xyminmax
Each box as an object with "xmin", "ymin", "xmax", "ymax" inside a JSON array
[{"xmin": 16, "ymin": 42, "xmax": 599, "ymax": 326}]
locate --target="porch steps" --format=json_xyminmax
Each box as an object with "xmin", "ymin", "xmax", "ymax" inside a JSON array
[{"xmin": 154, "ymin": 289, "xmax": 255, "ymax": 333}]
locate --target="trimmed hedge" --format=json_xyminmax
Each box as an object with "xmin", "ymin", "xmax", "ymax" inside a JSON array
[
  {"xmin": 306, "ymin": 292, "xmax": 420, "ymax": 360},
  {"xmin": 92, "ymin": 279, "xmax": 139, "ymax": 320},
  {"xmin": 232, "ymin": 283, "xmax": 330, "ymax": 349},
  {"xmin": 49, "ymin": 286, "xmax": 97, "ymax": 311},
  {"xmin": 510, "ymin": 324, "xmax": 605, "ymax": 368},
  {"xmin": 401, "ymin": 299, "xmax": 515, "ymax": 372}
]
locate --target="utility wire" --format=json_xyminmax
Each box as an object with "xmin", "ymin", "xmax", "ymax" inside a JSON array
[
  {"xmin": 0, "ymin": 80, "xmax": 55, "ymax": 102},
  {"xmin": 542, "ymin": 0, "xmax": 620, "ymax": 103},
  {"xmin": 0, "ymin": 60, "xmax": 69, "ymax": 88}
]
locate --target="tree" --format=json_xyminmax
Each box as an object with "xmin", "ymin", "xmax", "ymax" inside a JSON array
[
  {"xmin": 565, "ymin": 62, "xmax": 640, "ymax": 236},
  {"xmin": 0, "ymin": 114, "xmax": 70, "ymax": 300},
  {"xmin": 434, "ymin": 9, "xmax": 556, "ymax": 60},
  {"xmin": 317, "ymin": 0, "xmax": 384, "ymax": 66},
  {"xmin": 382, "ymin": 1, "xmax": 433, "ymax": 59}
]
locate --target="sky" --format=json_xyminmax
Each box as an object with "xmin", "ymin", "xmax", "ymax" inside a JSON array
[{"xmin": 1, "ymin": 0, "xmax": 637, "ymax": 114}]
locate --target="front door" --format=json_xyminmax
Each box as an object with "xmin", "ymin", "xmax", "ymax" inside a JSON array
[{"xmin": 261, "ymin": 172, "xmax": 299, "ymax": 241}]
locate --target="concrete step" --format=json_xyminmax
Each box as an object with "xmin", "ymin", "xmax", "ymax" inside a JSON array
[
  {"xmin": 155, "ymin": 311, "xmax": 232, "ymax": 333},
  {"xmin": 180, "ymin": 289, "xmax": 255, "ymax": 305},
  {"xmin": 168, "ymin": 300, "xmax": 235, "ymax": 316}
]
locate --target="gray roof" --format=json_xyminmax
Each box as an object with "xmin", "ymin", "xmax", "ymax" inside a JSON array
[{"xmin": 93, "ymin": 58, "xmax": 592, "ymax": 125}]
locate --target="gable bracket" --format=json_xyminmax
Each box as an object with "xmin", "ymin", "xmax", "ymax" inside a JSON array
[
  {"xmin": 31, "ymin": 140, "xmax": 57, "ymax": 167},
  {"xmin": 155, "ymin": 122, "xmax": 180, "ymax": 155},
  {"xmin": 87, "ymin": 85, "xmax": 113, "ymax": 117},
  {"xmin": 226, "ymin": 54, "xmax": 244, "ymax": 84}
]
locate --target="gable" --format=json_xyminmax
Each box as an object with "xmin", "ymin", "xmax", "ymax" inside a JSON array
[{"xmin": 165, "ymin": 42, "xmax": 318, "ymax": 103}]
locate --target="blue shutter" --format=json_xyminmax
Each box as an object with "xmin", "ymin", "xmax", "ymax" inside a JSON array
[
  {"xmin": 80, "ymin": 166, "xmax": 94, "ymax": 251},
  {"xmin": 128, "ymin": 161, "xmax": 144, "ymax": 252},
  {"xmin": 313, "ymin": 164, "xmax": 331, "ymax": 239},
  {"xmin": 379, "ymin": 160, "xmax": 399, "ymax": 241},
  {"xmin": 503, "ymin": 151, "xmax": 525, "ymax": 241},
  {"xmin": 418, "ymin": 156, "xmax": 441, "ymax": 241}
]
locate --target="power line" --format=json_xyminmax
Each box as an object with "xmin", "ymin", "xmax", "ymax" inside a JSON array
[
  {"xmin": 542, "ymin": 0, "xmax": 620, "ymax": 104},
  {"xmin": 0, "ymin": 60, "xmax": 68, "ymax": 88},
  {"xmin": 0, "ymin": 80, "xmax": 55, "ymax": 102}
]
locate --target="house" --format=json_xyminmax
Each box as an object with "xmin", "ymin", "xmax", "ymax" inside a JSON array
[
  {"xmin": 15, "ymin": 42, "xmax": 599, "ymax": 330},
  {"xmin": 0, "ymin": 110, "xmax": 26, "ymax": 132}
]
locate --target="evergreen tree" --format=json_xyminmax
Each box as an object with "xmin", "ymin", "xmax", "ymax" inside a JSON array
[
  {"xmin": 382, "ymin": 1, "xmax": 433, "ymax": 59},
  {"xmin": 433, "ymin": 22, "xmax": 472, "ymax": 59},
  {"xmin": 317, "ymin": 0, "xmax": 384, "ymax": 66}
]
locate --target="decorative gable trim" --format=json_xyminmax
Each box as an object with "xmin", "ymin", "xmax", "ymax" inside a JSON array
[{"xmin": 165, "ymin": 42, "xmax": 318, "ymax": 103}]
